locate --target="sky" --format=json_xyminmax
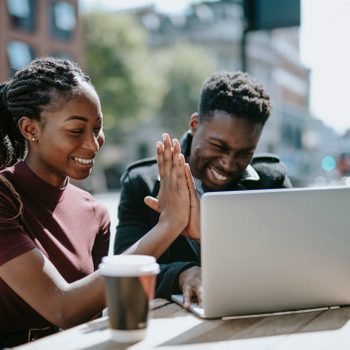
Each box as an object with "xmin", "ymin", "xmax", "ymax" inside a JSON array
[{"xmin": 81, "ymin": 0, "xmax": 350, "ymax": 134}]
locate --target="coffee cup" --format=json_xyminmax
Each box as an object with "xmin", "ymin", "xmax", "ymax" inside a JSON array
[{"xmin": 99, "ymin": 255, "xmax": 159, "ymax": 343}]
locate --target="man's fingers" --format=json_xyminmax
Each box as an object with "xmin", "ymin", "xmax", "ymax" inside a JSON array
[
  {"xmin": 196, "ymin": 285, "xmax": 204, "ymax": 307},
  {"xmin": 182, "ymin": 285, "xmax": 192, "ymax": 309},
  {"xmin": 185, "ymin": 163, "xmax": 197, "ymax": 197},
  {"xmin": 185, "ymin": 164, "xmax": 200, "ymax": 213},
  {"xmin": 183, "ymin": 284, "xmax": 202, "ymax": 309},
  {"xmin": 144, "ymin": 196, "xmax": 160, "ymax": 213}
]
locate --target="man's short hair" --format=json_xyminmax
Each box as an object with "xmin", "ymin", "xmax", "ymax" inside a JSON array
[{"xmin": 198, "ymin": 71, "xmax": 272, "ymax": 124}]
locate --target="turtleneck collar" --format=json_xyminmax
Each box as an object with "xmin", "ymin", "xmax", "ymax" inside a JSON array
[{"xmin": 12, "ymin": 161, "xmax": 69, "ymax": 209}]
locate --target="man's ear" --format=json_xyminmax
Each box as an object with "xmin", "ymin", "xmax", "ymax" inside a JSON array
[
  {"xmin": 189, "ymin": 113, "xmax": 200, "ymax": 135},
  {"xmin": 17, "ymin": 117, "xmax": 40, "ymax": 142}
]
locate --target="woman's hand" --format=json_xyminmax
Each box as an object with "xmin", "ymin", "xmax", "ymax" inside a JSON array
[
  {"xmin": 127, "ymin": 134, "xmax": 193, "ymax": 258},
  {"xmin": 144, "ymin": 133, "xmax": 190, "ymax": 234},
  {"xmin": 145, "ymin": 134, "xmax": 200, "ymax": 242}
]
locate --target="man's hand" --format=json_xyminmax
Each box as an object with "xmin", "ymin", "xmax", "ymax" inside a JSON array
[
  {"xmin": 178, "ymin": 266, "xmax": 202, "ymax": 309},
  {"xmin": 182, "ymin": 165, "xmax": 200, "ymax": 242}
]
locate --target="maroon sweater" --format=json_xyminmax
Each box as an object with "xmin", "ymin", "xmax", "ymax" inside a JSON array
[{"xmin": 0, "ymin": 161, "xmax": 110, "ymax": 332}]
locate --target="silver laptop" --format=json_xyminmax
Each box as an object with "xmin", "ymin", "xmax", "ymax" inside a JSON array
[{"xmin": 172, "ymin": 186, "xmax": 350, "ymax": 319}]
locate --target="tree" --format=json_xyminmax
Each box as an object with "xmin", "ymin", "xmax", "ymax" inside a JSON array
[
  {"xmin": 82, "ymin": 12, "xmax": 164, "ymax": 142},
  {"xmin": 83, "ymin": 12, "xmax": 215, "ymax": 141},
  {"xmin": 154, "ymin": 41, "xmax": 214, "ymax": 138}
]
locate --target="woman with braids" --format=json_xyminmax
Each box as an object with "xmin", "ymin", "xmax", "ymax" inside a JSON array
[{"xmin": 0, "ymin": 56, "xmax": 192, "ymax": 347}]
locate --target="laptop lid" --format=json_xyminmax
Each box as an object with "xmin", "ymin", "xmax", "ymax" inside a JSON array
[{"xmin": 199, "ymin": 186, "xmax": 350, "ymax": 318}]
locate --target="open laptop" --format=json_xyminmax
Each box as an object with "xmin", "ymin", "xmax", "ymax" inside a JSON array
[{"xmin": 172, "ymin": 186, "xmax": 350, "ymax": 319}]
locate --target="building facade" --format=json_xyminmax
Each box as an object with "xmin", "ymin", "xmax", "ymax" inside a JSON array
[
  {"xmin": 0, "ymin": 0, "xmax": 83, "ymax": 81},
  {"xmin": 128, "ymin": 0, "xmax": 338, "ymax": 186}
]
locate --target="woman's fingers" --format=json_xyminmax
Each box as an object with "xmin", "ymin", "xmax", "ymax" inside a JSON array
[
  {"xmin": 162, "ymin": 133, "xmax": 172, "ymax": 177},
  {"xmin": 144, "ymin": 196, "xmax": 160, "ymax": 213},
  {"xmin": 176, "ymin": 154, "xmax": 186, "ymax": 187},
  {"xmin": 160, "ymin": 136, "xmax": 187, "ymax": 191},
  {"xmin": 156, "ymin": 134, "xmax": 190, "ymax": 230},
  {"xmin": 172, "ymin": 138, "xmax": 180, "ymax": 170},
  {"xmin": 156, "ymin": 141, "xmax": 165, "ymax": 179}
]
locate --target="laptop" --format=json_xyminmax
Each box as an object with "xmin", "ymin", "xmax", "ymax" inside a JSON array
[{"xmin": 172, "ymin": 186, "xmax": 350, "ymax": 319}]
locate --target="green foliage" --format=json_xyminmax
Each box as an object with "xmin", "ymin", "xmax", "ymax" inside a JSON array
[
  {"xmin": 83, "ymin": 12, "xmax": 214, "ymax": 142},
  {"xmin": 83, "ymin": 12, "xmax": 164, "ymax": 141},
  {"xmin": 153, "ymin": 42, "xmax": 214, "ymax": 138}
]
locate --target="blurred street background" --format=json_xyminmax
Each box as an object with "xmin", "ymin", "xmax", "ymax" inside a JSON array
[{"xmin": 1, "ymin": 0, "xmax": 350, "ymax": 231}]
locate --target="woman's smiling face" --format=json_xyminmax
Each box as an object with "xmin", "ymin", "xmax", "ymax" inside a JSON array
[
  {"xmin": 24, "ymin": 82, "xmax": 105, "ymax": 188},
  {"xmin": 188, "ymin": 111, "xmax": 263, "ymax": 190}
]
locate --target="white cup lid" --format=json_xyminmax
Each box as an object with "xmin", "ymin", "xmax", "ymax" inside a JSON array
[{"xmin": 99, "ymin": 255, "xmax": 160, "ymax": 276}]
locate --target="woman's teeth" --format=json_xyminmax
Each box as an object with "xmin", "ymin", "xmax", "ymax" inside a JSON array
[{"xmin": 73, "ymin": 156, "xmax": 93, "ymax": 165}]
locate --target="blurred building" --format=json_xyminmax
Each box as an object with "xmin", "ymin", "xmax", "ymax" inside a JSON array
[
  {"xmin": 127, "ymin": 0, "xmax": 338, "ymax": 186},
  {"xmin": 0, "ymin": 0, "xmax": 83, "ymax": 82}
]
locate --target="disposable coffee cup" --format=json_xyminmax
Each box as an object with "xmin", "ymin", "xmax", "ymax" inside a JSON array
[{"xmin": 99, "ymin": 255, "xmax": 159, "ymax": 343}]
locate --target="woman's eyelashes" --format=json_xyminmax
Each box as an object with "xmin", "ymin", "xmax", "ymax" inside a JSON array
[
  {"xmin": 69, "ymin": 129, "xmax": 83, "ymax": 135},
  {"xmin": 67, "ymin": 126, "xmax": 102, "ymax": 136}
]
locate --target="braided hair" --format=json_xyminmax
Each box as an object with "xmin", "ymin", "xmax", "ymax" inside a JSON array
[
  {"xmin": 0, "ymin": 56, "xmax": 92, "ymax": 169},
  {"xmin": 198, "ymin": 71, "xmax": 272, "ymax": 124}
]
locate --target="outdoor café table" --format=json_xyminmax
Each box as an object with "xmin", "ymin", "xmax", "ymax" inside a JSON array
[{"xmin": 14, "ymin": 299, "xmax": 350, "ymax": 350}]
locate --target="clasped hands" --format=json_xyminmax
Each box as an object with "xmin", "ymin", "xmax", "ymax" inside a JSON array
[{"xmin": 144, "ymin": 133, "xmax": 200, "ymax": 242}]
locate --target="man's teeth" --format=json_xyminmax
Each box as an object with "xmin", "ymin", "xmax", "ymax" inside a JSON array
[
  {"xmin": 210, "ymin": 168, "xmax": 228, "ymax": 181},
  {"xmin": 74, "ymin": 157, "xmax": 93, "ymax": 165}
]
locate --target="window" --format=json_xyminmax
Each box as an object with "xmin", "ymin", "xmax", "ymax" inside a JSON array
[
  {"xmin": 50, "ymin": 1, "xmax": 77, "ymax": 41},
  {"xmin": 7, "ymin": 0, "xmax": 36, "ymax": 32},
  {"xmin": 7, "ymin": 41, "xmax": 35, "ymax": 75}
]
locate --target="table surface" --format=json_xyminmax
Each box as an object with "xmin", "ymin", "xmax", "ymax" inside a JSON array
[{"xmin": 14, "ymin": 299, "xmax": 350, "ymax": 350}]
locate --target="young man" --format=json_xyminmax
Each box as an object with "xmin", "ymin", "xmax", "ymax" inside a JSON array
[{"xmin": 114, "ymin": 71, "xmax": 291, "ymax": 306}]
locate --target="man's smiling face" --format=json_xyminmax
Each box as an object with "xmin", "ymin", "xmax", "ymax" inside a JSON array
[{"xmin": 188, "ymin": 111, "xmax": 263, "ymax": 190}]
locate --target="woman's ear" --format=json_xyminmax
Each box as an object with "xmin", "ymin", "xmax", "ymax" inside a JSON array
[
  {"xmin": 18, "ymin": 117, "xmax": 40, "ymax": 142},
  {"xmin": 189, "ymin": 113, "xmax": 200, "ymax": 135}
]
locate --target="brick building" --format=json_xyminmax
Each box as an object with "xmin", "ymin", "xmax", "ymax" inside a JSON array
[{"xmin": 0, "ymin": 0, "xmax": 83, "ymax": 81}]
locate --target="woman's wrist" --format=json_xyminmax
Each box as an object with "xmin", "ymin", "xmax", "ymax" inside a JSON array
[{"xmin": 158, "ymin": 213, "xmax": 187, "ymax": 235}]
